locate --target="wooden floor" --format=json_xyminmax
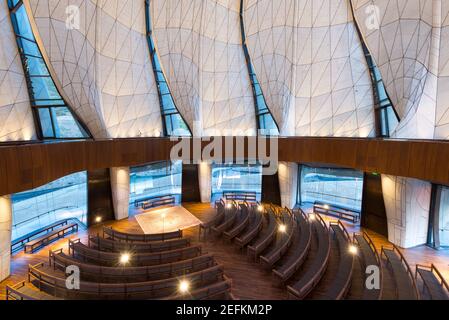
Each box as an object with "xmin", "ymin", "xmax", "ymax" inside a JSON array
[{"xmin": 1, "ymin": 202, "xmax": 449, "ymax": 300}]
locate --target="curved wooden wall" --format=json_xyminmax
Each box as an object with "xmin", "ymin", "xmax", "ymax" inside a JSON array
[{"xmin": 1, "ymin": 137, "xmax": 449, "ymax": 195}]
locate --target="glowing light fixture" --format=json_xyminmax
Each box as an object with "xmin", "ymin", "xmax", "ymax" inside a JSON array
[
  {"xmin": 120, "ymin": 253, "xmax": 131, "ymax": 265},
  {"xmin": 179, "ymin": 280, "xmax": 190, "ymax": 294},
  {"xmin": 349, "ymin": 245, "xmax": 358, "ymax": 255},
  {"xmin": 309, "ymin": 213, "xmax": 316, "ymax": 221},
  {"xmin": 278, "ymin": 224, "xmax": 287, "ymax": 233},
  {"xmin": 257, "ymin": 205, "xmax": 264, "ymax": 212},
  {"xmin": 323, "ymin": 204, "xmax": 330, "ymax": 210},
  {"xmin": 95, "ymin": 216, "xmax": 102, "ymax": 223},
  {"xmin": 226, "ymin": 202, "xmax": 233, "ymax": 209}
]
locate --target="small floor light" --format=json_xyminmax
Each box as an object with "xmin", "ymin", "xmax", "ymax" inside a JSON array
[
  {"xmin": 120, "ymin": 253, "xmax": 130, "ymax": 265},
  {"xmin": 278, "ymin": 224, "xmax": 287, "ymax": 233},
  {"xmin": 95, "ymin": 216, "xmax": 102, "ymax": 223},
  {"xmin": 179, "ymin": 280, "xmax": 190, "ymax": 294},
  {"xmin": 349, "ymin": 245, "xmax": 358, "ymax": 255}
]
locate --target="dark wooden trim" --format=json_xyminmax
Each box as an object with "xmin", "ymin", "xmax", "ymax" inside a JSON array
[{"xmin": 2, "ymin": 137, "xmax": 449, "ymax": 195}]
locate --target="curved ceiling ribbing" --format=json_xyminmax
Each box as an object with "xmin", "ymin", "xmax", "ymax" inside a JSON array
[
  {"xmin": 0, "ymin": 1, "xmax": 36, "ymax": 141},
  {"xmin": 243, "ymin": 0, "xmax": 375, "ymax": 137},
  {"xmin": 151, "ymin": 0, "xmax": 257, "ymax": 136},
  {"xmin": 351, "ymin": 0, "xmax": 449, "ymax": 139},
  {"xmin": 28, "ymin": 0, "xmax": 163, "ymax": 138}
]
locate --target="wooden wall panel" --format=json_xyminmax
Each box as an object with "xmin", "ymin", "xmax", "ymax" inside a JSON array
[{"xmin": 2, "ymin": 137, "xmax": 449, "ymax": 195}]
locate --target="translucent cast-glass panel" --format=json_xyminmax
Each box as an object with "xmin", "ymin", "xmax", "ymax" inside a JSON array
[
  {"xmin": 11, "ymin": 172, "xmax": 87, "ymax": 240},
  {"xmin": 129, "ymin": 161, "xmax": 183, "ymax": 205},
  {"xmin": 7, "ymin": 0, "xmax": 90, "ymax": 139},
  {"xmin": 299, "ymin": 166, "xmax": 364, "ymax": 212},
  {"xmin": 211, "ymin": 163, "xmax": 262, "ymax": 201}
]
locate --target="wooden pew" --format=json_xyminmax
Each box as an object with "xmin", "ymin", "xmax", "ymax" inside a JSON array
[
  {"xmin": 199, "ymin": 200, "xmax": 226, "ymax": 240},
  {"xmin": 234, "ymin": 205, "xmax": 263, "ymax": 249},
  {"xmin": 50, "ymin": 249, "xmax": 216, "ymax": 283},
  {"xmin": 287, "ymin": 213, "xmax": 331, "ymax": 299},
  {"xmin": 273, "ymin": 209, "xmax": 311, "ymax": 283},
  {"xmin": 320, "ymin": 221, "xmax": 354, "ymax": 300},
  {"xmin": 134, "ymin": 194, "xmax": 176, "ymax": 210},
  {"xmin": 313, "ymin": 202, "xmax": 360, "ymax": 223},
  {"xmin": 415, "ymin": 264, "xmax": 449, "ymax": 300},
  {"xmin": 103, "ymin": 226, "xmax": 182, "ymax": 243},
  {"xmin": 247, "ymin": 207, "xmax": 277, "ymax": 261},
  {"xmin": 223, "ymin": 191, "xmax": 257, "ymax": 202},
  {"xmin": 211, "ymin": 204, "xmax": 238, "ymax": 237},
  {"xmin": 381, "ymin": 245, "xmax": 419, "ymax": 300},
  {"xmin": 11, "ymin": 219, "xmax": 72, "ymax": 253},
  {"xmin": 69, "ymin": 239, "xmax": 202, "ymax": 267},
  {"xmin": 88, "ymin": 235, "xmax": 189, "ymax": 253},
  {"xmin": 6, "ymin": 281, "xmax": 61, "ymax": 300},
  {"xmin": 27, "ymin": 262, "xmax": 225, "ymax": 300},
  {"xmin": 24, "ymin": 223, "xmax": 78, "ymax": 253},
  {"xmin": 260, "ymin": 209, "xmax": 295, "ymax": 269},
  {"xmin": 353, "ymin": 232, "xmax": 383, "ymax": 300},
  {"xmin": 223, "ymin": 203, "xmax": 250, "ymax": 241}
]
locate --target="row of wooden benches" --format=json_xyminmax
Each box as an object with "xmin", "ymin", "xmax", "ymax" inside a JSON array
[
  {"xmin": 7, "ymin": 228, "xmax": 235, "ymax": 300},
  {"xmin": 203, "ymin": 201, "xmax": 449, "ymax": 300}
]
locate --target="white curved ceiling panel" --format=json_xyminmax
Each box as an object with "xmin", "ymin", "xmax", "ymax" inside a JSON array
[
  {"xmin": 352, "ymin": 0, "xmax": 449, "ymax": 139},
  {"xmin": 0, "ymin": 1, "xmax": 36, "ymax": 141},
  {"xmin": 29, "ymin": 0, "xmax": 163, "ymax": 138},
  {"xmin": 152, "ymin": 0, "xmax": 257, "ymax": 136},
  {"xmin": 244, "ymin": 0, "xmax": 375, "ymax": 137}
]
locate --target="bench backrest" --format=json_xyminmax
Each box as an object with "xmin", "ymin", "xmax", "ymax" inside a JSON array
[{"xmin": 103, "ymin": 226, "xmax": 182, "ymax": 242}]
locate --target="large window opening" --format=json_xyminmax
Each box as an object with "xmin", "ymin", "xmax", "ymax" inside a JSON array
[
  {"xmin": 129, "ymin": 161, "xmax": 183, "ymax": 212},
  {"xmin": 211, "ymin": 163, "xmax": 262, "ymax": 202},
  {"xmin": 11, "ymin": 172, "xmax": 87, "ymax": 240},
  {"xmin": 349, "ymin": 1, "xmax": 400, "ymax": 138},
  {"xmin": 145, "ymin": 0, "xmax": 191, "ymax": 137},
  {"xmin": 239, "ymin": 0, "xmax": 279, "ymax": 136},
  {"xmin": 7, "ymin": 0, "xmax": 91, "ymax": 140},
  {"xmin": 298, "ymin": 165, "xmax": 364, "ymax": 213}
]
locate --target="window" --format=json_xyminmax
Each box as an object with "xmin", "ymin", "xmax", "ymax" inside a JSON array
[
  {"xmin": 11, "ymin": 172, "xmax": 87, "ymax": 240},
  {"xmin": 298, "ymin": 165, "xmax": 364, "ymax": 212},
  {"xmin": 211, "ymin": 163, "xmax": 262, "ymax": 202},
  {"xmin": 7, "ymin": 0, "xmax": 90, "ymax": 139},
  {"xmin": 129, "ymin": 161, "xmax": 183, "ymax": 207},
  {"xmin": 239, "ymin": 0, "xmax": 279, "ymax": 136},
  {"xmin": 349, "ymin": 2, "xmax": 400, "ymax": 138},
  {"xmin": 145, "ymin": 0, "xmax": 191, "ymax": 137}
]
